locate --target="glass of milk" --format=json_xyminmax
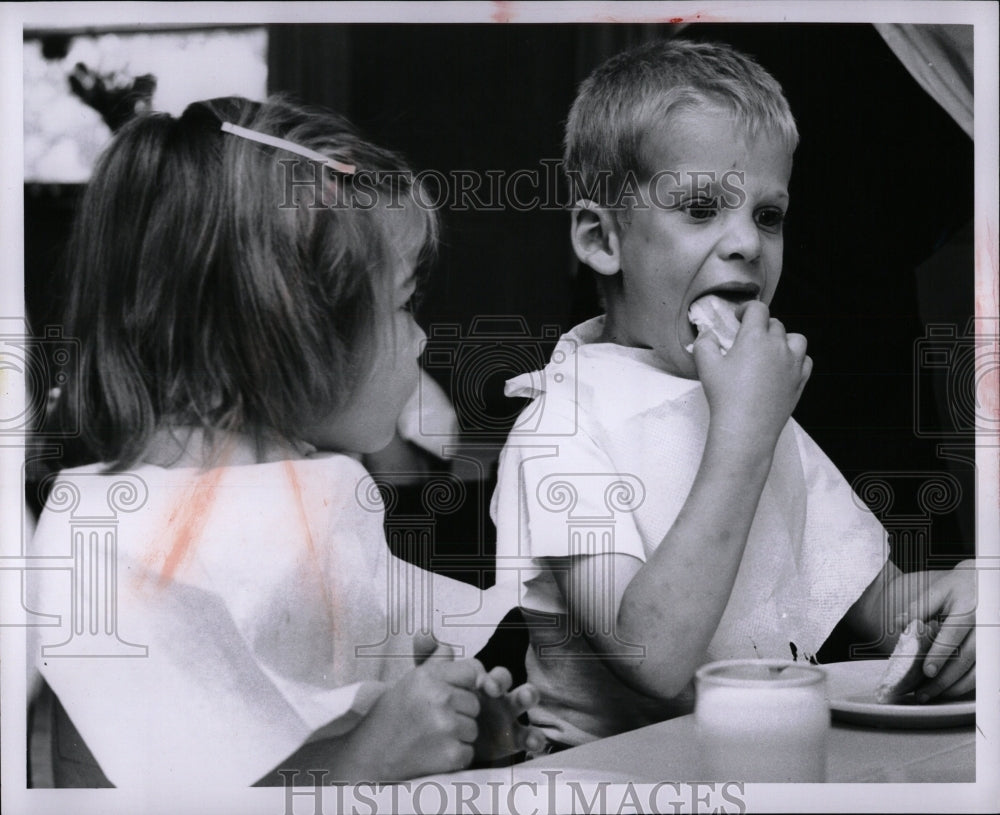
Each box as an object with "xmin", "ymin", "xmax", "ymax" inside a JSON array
[{"xmin": 695, "ymin": 659, "xmax": 829, "ymax": 782}]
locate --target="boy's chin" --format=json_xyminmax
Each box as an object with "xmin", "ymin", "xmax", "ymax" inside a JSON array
[{"xmin": 654, "ymin": 346, "xmax": 700, "ymax": 380}]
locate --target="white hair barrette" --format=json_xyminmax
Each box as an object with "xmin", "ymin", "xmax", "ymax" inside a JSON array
[{"xmin": 220, "ymin": 121, "xmax": 357, "ymax": 175}]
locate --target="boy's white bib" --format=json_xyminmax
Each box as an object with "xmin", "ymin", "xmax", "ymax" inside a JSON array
[{"xmin": 491, "ymin": 316, "xmax": 889, "ymax": 744}]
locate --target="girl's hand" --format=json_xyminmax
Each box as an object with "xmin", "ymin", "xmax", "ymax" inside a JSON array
[
  {"xmin": 694, "ymin": 300, "xmax": 812, "ymax": 451},
  {"xmin": 474, "ymin": 665, "xmax": 545, "ymax": 761},
  {"xmin": 339, "ymin": 634, "xmax": 483, "ymax": 781},
  {"xmin": 896, "ymin": 560, "xmax": 977, "ymax": 702}
]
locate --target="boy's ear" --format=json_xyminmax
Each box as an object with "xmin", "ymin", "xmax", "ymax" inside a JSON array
[{"xmin": 570, "ymin": 200, "xmax": 622, "ymax": 277}]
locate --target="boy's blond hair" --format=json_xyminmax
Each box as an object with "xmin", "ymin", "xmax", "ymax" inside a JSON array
[{"xmin": 564, "ymin": 39, "xmax": 799, "ymax": 209}]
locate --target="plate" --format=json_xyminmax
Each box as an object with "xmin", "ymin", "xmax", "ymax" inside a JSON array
[{"xmin": 822, "ymin": 660, "xmax": 975, "ymax": 729}]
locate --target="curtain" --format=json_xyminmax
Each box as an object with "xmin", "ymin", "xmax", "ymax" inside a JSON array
[{"xmin": 875, "ymin": 23, "xmax": 973, "ymax": 139}]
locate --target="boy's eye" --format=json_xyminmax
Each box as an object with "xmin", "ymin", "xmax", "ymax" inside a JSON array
[
  {"xmin": 685, "ymin": 199, "xmax": 719, "ymax": 220},
  {"xmin": 755, "ymin": 207, "xmax": 785, "ymax": 231}
]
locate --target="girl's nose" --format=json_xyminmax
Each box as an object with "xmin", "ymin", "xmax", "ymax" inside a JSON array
[{"xmin": 717, "ymin": 211, "xmax": 762, "ymax": 264}]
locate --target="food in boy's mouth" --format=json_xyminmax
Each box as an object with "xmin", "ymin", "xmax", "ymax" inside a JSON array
[
  {"xmin": 875, "ymin": 619, "xmax": 940, "ymax": 703},
  {"xmin": 686, "ymin": 294, "xmax": 743, "ymax": 354}
]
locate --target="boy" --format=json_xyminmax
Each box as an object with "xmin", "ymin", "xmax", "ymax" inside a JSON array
[{"xmin": 491, "ymin": 40, "xmax": 975, "ymax": 750}]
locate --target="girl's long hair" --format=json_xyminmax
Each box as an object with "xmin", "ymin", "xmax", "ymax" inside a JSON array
[{"xmin": 61, "ymin": 95, "xmax": 437, "ymax": 471}]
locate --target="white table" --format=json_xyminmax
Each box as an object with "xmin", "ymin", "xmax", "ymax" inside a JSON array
[{"xmin": 521, "ymin": 713, "xmax": 975, "ymax": 783}]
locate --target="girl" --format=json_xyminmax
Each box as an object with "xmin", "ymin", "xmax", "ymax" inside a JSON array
[{"xmin": 29, "ymin": 96, "xmax": 541, "ymax": 787}]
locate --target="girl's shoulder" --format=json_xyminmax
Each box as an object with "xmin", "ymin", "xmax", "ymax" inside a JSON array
[{"xmin": 39, "ymin": 452, "xmax": 373, "ymax": 518}]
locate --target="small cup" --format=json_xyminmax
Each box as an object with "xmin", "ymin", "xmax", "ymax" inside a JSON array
[{"xmin": 694, "ymin": 659, "xmax": 829, "ymax": 782}]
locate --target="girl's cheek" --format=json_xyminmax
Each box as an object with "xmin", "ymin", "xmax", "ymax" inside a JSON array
[{"xmin": 401, "ymin": 312, "xmax": 427, "ymax": 358}]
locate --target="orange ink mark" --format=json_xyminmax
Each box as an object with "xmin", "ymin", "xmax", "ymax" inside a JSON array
[
  {"xmin": 285, "ymin": 461, "xmax": 318, "ymax": 561},
  {"xmin": 974, "ymin": 219, "xmax": 1000, "ymax": 517},
  {"xmin": 284, "ymin": 461, "xmax": 339, "ymax": 635},
  {"xmin": 155, "ymin": 466, "xmax": 225, "ymax": 587},
  {"xmin": 491, "ymin": 1, "xmax": 516, "ymax": 23}
]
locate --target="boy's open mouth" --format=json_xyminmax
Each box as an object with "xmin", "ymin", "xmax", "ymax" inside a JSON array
[{"xmin": 686, "ymin": 285, "xmax": 761, "ymax": 352}]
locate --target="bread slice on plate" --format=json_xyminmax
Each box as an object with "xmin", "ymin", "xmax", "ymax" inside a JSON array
[{"xmin": 875, "ymin": 619, "xmax": 940, "ymax": 703}]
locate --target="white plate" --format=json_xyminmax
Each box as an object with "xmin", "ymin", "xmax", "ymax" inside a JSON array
[{"xmin": 822, "ymin": 660, "xmax": 975, "ymax": 729}]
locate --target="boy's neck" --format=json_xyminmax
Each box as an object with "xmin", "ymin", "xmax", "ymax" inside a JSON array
[{"xmin": 598, "ymin": 296, "xmax": 638, "ymax": 347}]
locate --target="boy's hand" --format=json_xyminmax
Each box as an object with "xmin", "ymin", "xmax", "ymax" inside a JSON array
[
  {"xmin": 473, "ymin": 665, "xmax": 545, "ymax": 761},
  {"xmin": 694, "ymin": 300, "xmax": 812, "ymax": 449},
  {"xmin": 895, "ymin": 561, "xmax": 976, "ymax": 702}
]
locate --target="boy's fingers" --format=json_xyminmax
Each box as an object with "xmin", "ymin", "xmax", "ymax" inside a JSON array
[
  {"xmin": 800, "ymin": 355, "xmax": 813, "ymax": 384},
  {"xmin": 924, "ymin": 611, "xmax": 974, "ymax": 670},
  {"xmin": 922, "ymin": 622, "xmax": 975, "ymax": 691},
  {"xmin": 901, "ymin": 580, "xmax": 948, "ymax": 631},
  {"xmin": 915, "ymin": 635, "xmax": 975, "ymax": 702},
  {"xmin": 795, "ymin": 355, "xmax": 814, "ymax": 400},
  {"xmin": 519, "ymin": 725, "xmax": 547, "ymax": 754},
  {"xmin": 736, "ymin": 299, "xmax": 768, "ymax": 324},
  {"xmin": 691, "ymin": 331, "xmax": 723, "ymax": 365},
  {"xmin": 511, "ymin": 683, "xmax": 540, "ymax": 714},
  {"xmin": 937, "ymin": 663, "xmax": 976, "ymax": 700},
  {"xmin": 785, "ymin": 332, "xmax": 808, "ymax": 359}
]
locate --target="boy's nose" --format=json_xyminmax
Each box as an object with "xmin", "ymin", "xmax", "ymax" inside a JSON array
[{"xmin": 717, "ymin": 212, "xmax": 762, "ymax": 263}]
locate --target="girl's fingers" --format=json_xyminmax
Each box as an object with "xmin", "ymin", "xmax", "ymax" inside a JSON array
[
  {"xmin": 478, "ymin": 665, "xmax": 513, "ymax": 697},
  {"xmin": 449, "ymin": 687, "xmax": 482, "ymax": 720},
  {"xmin": 432, "ymin": 657, "xmax": 484, "ymax": 690},
  {"xmin": 412, "ymin": 631, "xmax": 441, "ymax": 665},
  {"xmin": 454, "ymin": 712, "xmax": 479, "ymax": 745}
]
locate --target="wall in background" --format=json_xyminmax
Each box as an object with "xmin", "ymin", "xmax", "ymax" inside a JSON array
[{"xmin": 26, "ymin": 24, "xmax": 975, "ymax": 573}]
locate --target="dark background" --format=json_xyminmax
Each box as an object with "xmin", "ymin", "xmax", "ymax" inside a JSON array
[{"xmin": 25, "ymin": 24, "xmax": 976, "ymax": 664}]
